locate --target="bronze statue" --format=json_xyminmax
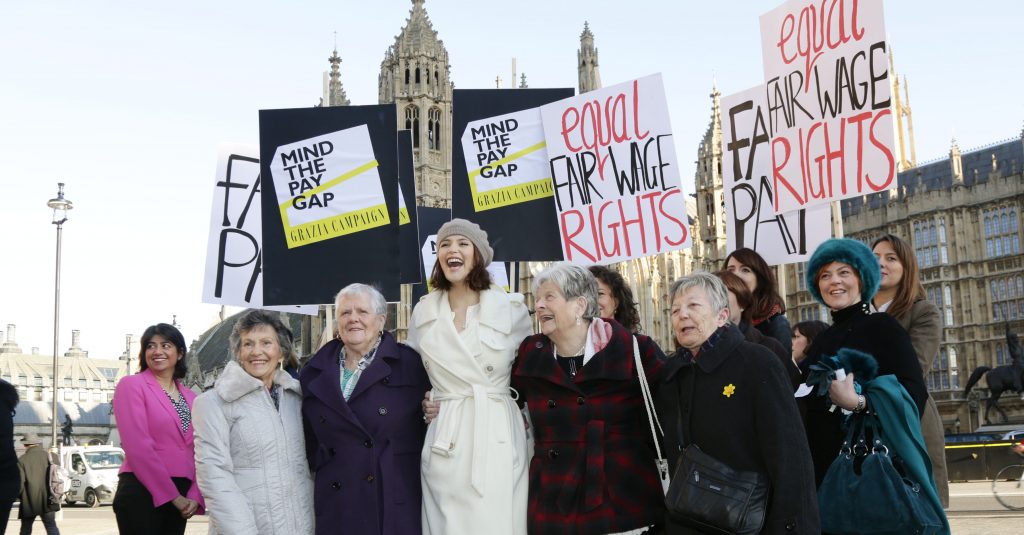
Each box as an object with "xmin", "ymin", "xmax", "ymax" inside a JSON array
[{"xmin": 964, "ymin": 325, "xmax": 1024, "ymax": 424}]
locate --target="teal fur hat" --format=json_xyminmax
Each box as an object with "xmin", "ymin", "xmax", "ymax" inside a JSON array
[{"xmin": 805, "ymin": 238, "xmax": 881, "ymax": 306}]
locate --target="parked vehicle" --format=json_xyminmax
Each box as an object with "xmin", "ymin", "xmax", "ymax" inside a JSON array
[
  {"xmin": 1001, "ymin": 430, "xmax": 1024, "ymax": 442},
  {"xmin": 59, "ymin": 445, "xmax": 124, "ymax": 507}
]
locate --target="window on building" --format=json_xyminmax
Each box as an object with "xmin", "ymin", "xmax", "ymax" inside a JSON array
[
  {"xmin": 64, "ymin": 391, "xmax": 74, "ymax": 401},
  {"xmin": 18, "ymin": 374, "xmax": 27, "ymax": 386},
  {"xmin": 427, "ymin": 107, "xmax": 441, "ymax": 151},
  {"xmin": 996, "ymin": 345, "xmax": 1007, "ymax": 365},
  {"xmin": 34, "ymin": 376, "xmax": 42, "ymax": 386},
  {"xmin": 404, "ymin": 68, "xmax": 410, "ymax": 85},
  {"xmin": 415, "ymin": 67, "xmax": 421, "ymax": 84},
  {"xmin": 989, "ymin": 274, "xmax": 1024, "ymax": 322},
  {"xmin": 78, "ymin": 391, "xmax": 89, "ymax": 402},
  {"xmin": 943, "ymin": 285, "xmax": 954, "ymax": 326},
  {"xmin": 405, "ymin": 106, "xmax": 420, "ymax": 149},
  {"xmin": 795, "ymin": 262, "xmax": 807, "ymax": 292},
  {"xmin": 63, "ymin": 377, "xmax": 71, "ymax": 386},
  {"xmin": 983, "ymin": 206, "xmax": 1021, "ymax": 258}
]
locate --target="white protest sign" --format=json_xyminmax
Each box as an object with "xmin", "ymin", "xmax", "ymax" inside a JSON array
[
  {"xmin": 720, "ymin": 86, "xmax": 831, "ymax": 265},
  {"xmin": 540, "ymin": 74, "xmax": 691, "ymax": 264},
  {"xmin": 270, "ymin": 125, "xmax": 390, "ymax": 249},
  {"xmin": 202, "ymin": 145, "xmax": 318, "ymax": 314},
  {"xmin": 460, "ymin": 107, "xmax": 554, "ymax": 212},
  {"xmin": 420, "ymin": 234, "xmax": 510, "ymax": 291},
  {"xmin": 758, "ymin": 0, "xmax": 895, "ymax": 213}
]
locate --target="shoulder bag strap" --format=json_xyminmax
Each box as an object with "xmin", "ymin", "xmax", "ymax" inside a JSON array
[{"xmin": 634, "ymin": 335, "xmax": 670, "ymax": 493}]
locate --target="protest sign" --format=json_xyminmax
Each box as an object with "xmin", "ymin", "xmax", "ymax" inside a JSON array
[
  {"xmin": 201, "ymin": 144, "xmax": 317, "ymax": 314},
  {"xmin": 398, "ymin": 130, "xmax": 421, "ymax": 284},
  {"xmin": 539, "ymin": 74, "xmax": 691, "ymax": 264},
  {"xmin": 759, "ymin": 0, "xmax": 895, "ymax": 213},
  {"xmin": 260, "ymin": 105, "xmax": 400, "ymax": 305},
  {"xmin": 720, "ymin": 87, "xmax": 831, "ymax": 265},
  {"xmin": 452, "ymin": 88, "xmax": 574, "ymax": 261}
]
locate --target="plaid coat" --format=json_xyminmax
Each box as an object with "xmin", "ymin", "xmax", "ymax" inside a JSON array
[{"xmin": 511, "ymin": 321, "xmax": 667, "ymax": 535}]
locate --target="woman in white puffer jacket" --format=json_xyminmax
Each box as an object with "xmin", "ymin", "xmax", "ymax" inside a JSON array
[{"xmin": 193, "ymin": 310, "xmax": 314, "ymax": 535}]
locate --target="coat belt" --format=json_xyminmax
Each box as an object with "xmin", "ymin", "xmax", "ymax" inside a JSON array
[{"xmin": 431, "ymin": 385, "xmax": 515, "ymax": 496}]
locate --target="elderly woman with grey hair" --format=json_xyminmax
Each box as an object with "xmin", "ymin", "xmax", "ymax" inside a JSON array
[
  {"xmin": 302, "ymin": 283, "xmax": 430, "ymax": 535},
  {"xmin": 511, "ymin": 262, "xmax": 669, "ymax": 534},
  {"xmin": 193, "ymin": 309, "xmax": 313, "ymax": 535},
  {"xmin": 654, "ymin": 272, "xmax": 818, "ymax": 534}
]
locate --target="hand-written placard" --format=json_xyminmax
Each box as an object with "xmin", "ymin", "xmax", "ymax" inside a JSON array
[
  {"xmin": 270, "ymin": 125, "xmax": 390, "ymax": 248},
  {"xmin": 759, "ymin": 0, "xmax": 895, "ymax": 213},
  {"xmin": 461, "ymin": 107, "xmax": 554, "ymax": 212},
  {"xmin": 540, "ymin": 74, "xmax": 691, "ymax": 264},
  {"xmin": 201, "ymin": 145, "xmax": 317, "ymax": 314},
  {"xmin": 721, "ymin": 87, "xmax": 831, "ymax": 265}
]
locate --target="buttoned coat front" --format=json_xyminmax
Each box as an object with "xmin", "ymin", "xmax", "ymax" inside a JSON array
[
  {"xmin": 511, "ymin": 321, "xmax": 668, "ymax": 535},
  {"xmin": 300, "ymin": 332, "xmax": 430, "ymax": 535},
  {"xmin": 408, "ymin": 287, "xmax": 533, "ymax": 535}
]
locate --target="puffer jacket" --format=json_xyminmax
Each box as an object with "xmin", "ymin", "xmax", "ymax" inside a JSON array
[{"xmin": 194, "ymin": 360, "xmax": 313, "ymax": 535}]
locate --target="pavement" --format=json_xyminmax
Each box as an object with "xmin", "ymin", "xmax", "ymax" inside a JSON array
[{"xmin": 4, "ymin": 481, "xmax": 1023, "ymax": 534}]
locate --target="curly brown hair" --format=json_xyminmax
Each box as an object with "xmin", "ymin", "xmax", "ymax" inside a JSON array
[{"xmin": 588, "ymin": 265, "xmax": 642, "ymax": 332}]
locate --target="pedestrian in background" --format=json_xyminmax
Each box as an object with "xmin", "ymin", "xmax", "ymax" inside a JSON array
[
  {"xmin": 194, "ymin": 310, "xmax": 313, "ymax": 535},
  {"xmin": 588, "ymin": 265, "xmax": 643, "ymax": 333},
  {"xmin": 16, "ymin": 431, "xmax": 60, "ymax": 535},
  {"xmin": 113, "ymin": 323, "xmax": 203, "ymax": 535},
  {"xmin": 791, "ymin": 321, "xmax": 828, "ymax": 371},
  {"xmin": 1, "ymin": 379, "xmax": 20, "ymax": 534}
]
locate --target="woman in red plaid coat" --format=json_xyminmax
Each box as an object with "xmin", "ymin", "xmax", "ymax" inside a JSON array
[{"xmin": 512, "ymin": 263, "xmax": 668, "ymax": 534}]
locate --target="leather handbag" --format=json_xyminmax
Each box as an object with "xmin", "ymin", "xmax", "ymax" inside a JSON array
[
  {"xmin": 818, "ymin": 414, "xmax": 944, "ymax": 535},
  {"xmin": 665, "ymin": 365, "xmax": 769, "ymax": 535}
]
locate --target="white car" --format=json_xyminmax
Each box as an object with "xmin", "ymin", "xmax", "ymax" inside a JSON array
[{"xmin": 60, "ymin": 445, "xmax": 124, "ymax": 507}]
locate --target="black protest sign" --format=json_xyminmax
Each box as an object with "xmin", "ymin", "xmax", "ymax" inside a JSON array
[
  {"xmin": 398, "ymin": 130, "xmax": 421, "ymax": 284},
  {"xmin": 452, "ymin": 88, "xmax": 574, "ymax": 261},
  {"xmin": 259, "ymin": 105, "xmax": 400, "ymax": 304}
]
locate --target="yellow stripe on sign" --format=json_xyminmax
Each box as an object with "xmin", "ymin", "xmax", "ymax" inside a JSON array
[
  {"xmin": 279, "ymin": 160, "xmax": 379, "ymax": 210},
  {"xmin": 472, "ymin": 177, "xmax": 554, "ymax": 212},
  {"xmin": 283, "ymin": 203, "xmax": 390, "ymax": 249},
  {"xmin": 468, "ymin": 141, "xmax": 546, "ymax": 179},
  {"xmin": 399, "ymin": 207, "xmax": 411, "ymax": 225}
]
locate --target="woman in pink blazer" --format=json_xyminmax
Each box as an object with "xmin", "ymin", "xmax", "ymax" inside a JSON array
[{"xmin": 113, "ymin": 323, "xmax": 204, "ymax": 535}]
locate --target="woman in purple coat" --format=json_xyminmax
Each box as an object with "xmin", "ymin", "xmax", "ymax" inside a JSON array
[{"xmin": 300, "ymin": 284, "xmax": 431, "ymax": 535}]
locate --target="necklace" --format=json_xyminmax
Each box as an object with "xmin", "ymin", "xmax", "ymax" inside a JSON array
[{"xmin": 553, "ymin": 339, "xmax": 586, "ymax": 358}]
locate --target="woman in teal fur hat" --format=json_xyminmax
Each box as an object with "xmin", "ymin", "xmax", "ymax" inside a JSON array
[{"xmin": 800, "ymin": 238, "xmax": 946, "ymax": 533}]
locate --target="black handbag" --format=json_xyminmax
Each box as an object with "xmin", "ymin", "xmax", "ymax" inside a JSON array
[{"xmin": 665, "ymin": 367, "xmax": 769, "ymax": 535}]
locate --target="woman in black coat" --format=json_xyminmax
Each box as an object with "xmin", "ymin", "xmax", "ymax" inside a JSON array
[
  {"xmin": 0, "ymin": 379, "xmax": 19, "ymax": 531},
  {"xmin": 801, "ymin": 238, "xmax": 928, "ymax": 487},
  {"xmin": 725, "ymin": 248, "xmax": 793, "ymax": 355},
  {"xmin": 657, "ymin": 272, "xmax": 818, "ymax": 534}
]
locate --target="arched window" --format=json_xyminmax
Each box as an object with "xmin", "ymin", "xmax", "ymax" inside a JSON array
[
  {"xmin": 1011, "ymin": 211, "xmax": 1019, "ymax": 232},
  {"xmin": 429, "ymin": 108, "xmax": 442, "ymax": 151},
  {"xmin": 434, "ymin": 70, "xmax": 439, "ymax": 85},
  {"xmin": 405, "ymin": 106, "xmax": 420, "ymax": 148},
  {"xmin": 415, "ymin": 68, "xmax": 421, "ymax": 84},
  {"xmin": 405, "ymin": 68, "xmax": 410, "ymax": 85},
  {"xmin": 426, "ymin": 69, "xmax": 430, "ymax": 84},
  {"xmin": 1002, "ymin": 213, "xmax": 1010, "ymax": 234}
]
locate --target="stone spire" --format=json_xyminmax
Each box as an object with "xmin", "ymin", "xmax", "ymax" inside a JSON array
[
  {"xmin": 64, "ymin": 329, "xmax": 86, "ymax": 358},
  {"xmin": 0, "ymin": 324, "xmax": 20, "ymax": 354},
  {"xmin": 890, "ymin": 49, "xmax": 917, "ymax": 171},
  {"xmin": 519, "ymin": 73, "xmax": 528, "ymax": 89},
  {"xmin": 694, "ymin": 85, "xmax": 727, "ymax": 270},
  {"xmin": 950, "ymin": 136, "xmax": 963, "ymax": 185},
  {"xmin": 326, "ymin": 44, "xmax": 351, "ymax": 107},
  {"xmin": 379, "ymin": 0, "xmax": 453, "ymax": 208},
  {"xmin": 578, "ymin": 22, "xmax": 601, "ymax": 93}
]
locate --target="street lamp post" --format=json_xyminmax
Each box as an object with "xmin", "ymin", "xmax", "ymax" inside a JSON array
[{"xmin": 47, "ymin": 183, "xmax": 73, "ymax": 449}]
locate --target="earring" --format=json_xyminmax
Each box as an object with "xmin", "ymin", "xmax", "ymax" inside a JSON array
[{"xmin": 576, "ymin": 315, "xmax": 582, "ymax": 326}]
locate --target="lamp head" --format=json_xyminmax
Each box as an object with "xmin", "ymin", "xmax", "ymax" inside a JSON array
[{"xmin": 47, "ymin": 182, "xmax": 73, "ymax": 225}]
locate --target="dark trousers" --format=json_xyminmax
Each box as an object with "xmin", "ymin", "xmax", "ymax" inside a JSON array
[
  {"xmin": 112, "ymin": 473, "xmax": 191, "ymax": 535},
  {"xmin": 18, "ymin": 511, "xmax": 58, "ymax": 535},
  {"xmin": 0, "ymin": 500, "xmax": 12, "ymax": 535}
]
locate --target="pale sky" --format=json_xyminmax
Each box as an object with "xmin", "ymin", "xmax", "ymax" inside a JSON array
[{"xmin": 1, "ymin": 0, "xmax": 1021, "ymax": 359}]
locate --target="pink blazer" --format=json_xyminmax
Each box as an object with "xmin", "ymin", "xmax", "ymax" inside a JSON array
[{"xmin": 114, "ymin": 369, "xmax": 205, "ymax": 512}]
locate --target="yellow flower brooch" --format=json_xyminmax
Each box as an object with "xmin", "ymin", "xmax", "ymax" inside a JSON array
[{"xmin": 722, "ymin": 384, "xmax": 736, "ymax": 398}]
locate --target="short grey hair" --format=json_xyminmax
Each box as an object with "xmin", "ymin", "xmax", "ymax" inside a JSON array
[
  {"xmin": 334, "ymin": 283, "xmax": 387, "ymax": 317},
  {"xmin": 532, "ymin": 262, "xmax": 600, "ymax": 319},
  {"xmin": 668, "ymin": 271, "xmax": 729, "ymax": 315},
  {"xmin": 230, "ymin": 309, "xmax": 295, "ymax": 361}
]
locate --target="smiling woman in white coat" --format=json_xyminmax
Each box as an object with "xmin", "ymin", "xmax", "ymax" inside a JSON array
[
  {"xmin": 193, "ymin": 310, "xmax": 314, "ymax": 535},
  {"xmin": 408, "ymin": 219, "xmax": 533, "ymax": 535}
]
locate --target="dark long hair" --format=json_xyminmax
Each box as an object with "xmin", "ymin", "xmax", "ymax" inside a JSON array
[
  {"xmin": 870, "ymin": 233, "xmax": 925, "ymax": 319},
  {"xmin": 588, "ymin": 265, "xmax": 642, "ymax": 332},
  {"xmin": 724, "ymin": 248, "xmax": 786, "ymax": 320},
  {"xmin": 793, "ymin": 320, "xmax": 829, "ymax": 357},
  {"xmin": 138, "ymin": 323, "xmax": 188, "ymax": 379},
  {"xmin": 429, "ymin": 246, "xmax": 492, "ymax": 292}
]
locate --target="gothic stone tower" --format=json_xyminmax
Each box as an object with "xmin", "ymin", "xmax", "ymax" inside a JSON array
[
  {"xmin": 694, "ymin": 86, "xmax": 727, "ymax": 271},
  {"xmin": 578, "ymin": 22, "xmax": 601, "ymax": 94},
  {"xmin": 379, "ymin": 0, "xmax": 454, "ymax": 209}
]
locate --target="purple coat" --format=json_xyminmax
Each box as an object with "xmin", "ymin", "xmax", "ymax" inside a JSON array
[{"xmin": 300, "ymin": 332, "xmax": 430, "ymax": 535}]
